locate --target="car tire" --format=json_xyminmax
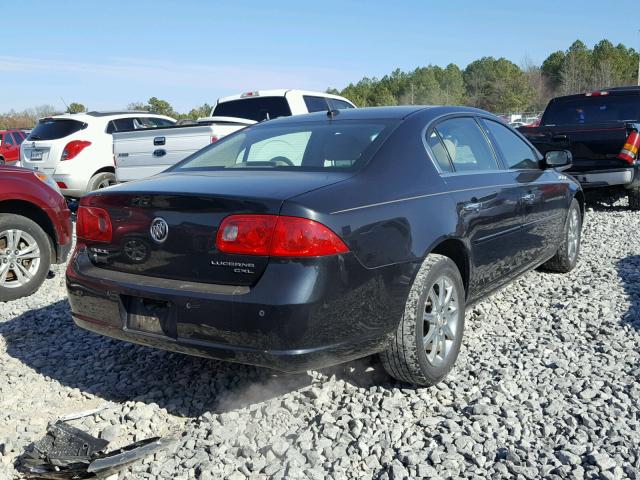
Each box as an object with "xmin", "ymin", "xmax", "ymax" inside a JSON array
[
  {"xmin": 628, "ymin": 186, "xmax": 640, "ymax": 211},
  {"xmin": 380, "ymin": 254, "xmax": 465, "ymax": 386},
  {"xmin": 0, "ymin": 157, "xmax": 5, "ymax": 165},
  {"xmin": 87, "ymin": 171, "xmax": 116, "ymax": 192},
  {"xmin": 0, "ymin": 214, "xmax": 52, "ymax": 302},
  {"xmin": 542, "ymin": 198, "xmax": 582, "ymax": 273}
]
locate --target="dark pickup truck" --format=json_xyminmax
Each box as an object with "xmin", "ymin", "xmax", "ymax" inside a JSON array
[{"xmin": 519, "ymin": 86, "xmax": 640, "ymax": 209}]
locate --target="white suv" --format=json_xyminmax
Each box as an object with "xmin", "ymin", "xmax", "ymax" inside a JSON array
[{"xmin": 20, "ymin": 111, "xmax": 176, "ymax": 198}]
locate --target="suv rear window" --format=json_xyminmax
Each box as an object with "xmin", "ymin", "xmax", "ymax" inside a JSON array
[
  {"xmin": 212, "ymin": 97, "xmax": 292, "ymax": 122},
  {"xmin": 172, "ymin": 121, "xmax": 396, "ymax": 172},
  {"xmin": 27, "ymin": 119, "xmax": 86, "ymax": 141},
  {"xmin": 542, "ymin": 95, "xmax": 640, "ymax": 126}
]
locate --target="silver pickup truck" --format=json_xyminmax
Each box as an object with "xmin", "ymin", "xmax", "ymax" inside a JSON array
[{"xmin": 114, "ymin": 89, "xmax": 355, "ymax": 182}]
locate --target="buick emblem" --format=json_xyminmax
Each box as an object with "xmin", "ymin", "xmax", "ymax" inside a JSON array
[{"xmin": 150, "ymin": 217, "xmax": 169, "ymax": 243}]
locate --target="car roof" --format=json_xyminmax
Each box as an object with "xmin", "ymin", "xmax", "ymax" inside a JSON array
[
  {"xmin": 217, "ymin": 89, "xmax": 354, "ymax": 105},
  {"xmin": 42, "ymin": 111, "xmax": 175, "ymax": 121},
  {"xmin": 551, "ymin": 85, "xmax": 640, "ymax": 102},
  {"xmin": 259, "ymin": 105, "xmax": 493, "ymax": 124}
]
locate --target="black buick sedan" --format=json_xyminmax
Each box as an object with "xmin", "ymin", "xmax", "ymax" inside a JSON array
[{"xmin": 66, "ymin": 106, "xmax": 583, "ymax": 386}]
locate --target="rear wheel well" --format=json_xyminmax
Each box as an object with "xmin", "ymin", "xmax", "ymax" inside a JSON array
[
  {"xmin": 92, "ymin": 166, "xmax": 115, "ymax": 176},
  {"xmin": 430, "ymin": 239, "xmax": 470, "ymax": 297},
  {"xmin": 0, "ymin": 200, "xmax": 56, "ymax": 255}
]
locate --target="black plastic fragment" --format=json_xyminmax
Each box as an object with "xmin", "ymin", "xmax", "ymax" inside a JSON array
[{"xmin": 16, "ymin": 420, "xmax": 175, "ymax": 479}]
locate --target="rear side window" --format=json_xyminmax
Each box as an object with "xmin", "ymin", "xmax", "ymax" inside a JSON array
[
  {"xmin": 28, "ymin": 119, "xmax": 86, "ymax": 141},
  {"xmin": 426, "ymin": 130, "xmax": 454, "ymax": 172},
  {"xmin": 542, "ymin": 95, "xmax": 640, "ymax": 125},
  {"xmin": 4, "ymin": 134, "xmax": 14, "ymax": 146},
  {"xmin": 433, "ymin": 117, "xmax": 498, "ymax": 172},
  {"xmin": 328, "ymin": 98, "xmax": 355, "ymax": 110},
  {"xmin": 482, "ymin": 119, "xmax": 539, "ymax": 170},
  {"xmin": 303, "ymin": 96, "xmax": 330, "ymax": 113},
  {"xmin": 212, "ymin": 97, "xmax": 293, "ymax": 122}
]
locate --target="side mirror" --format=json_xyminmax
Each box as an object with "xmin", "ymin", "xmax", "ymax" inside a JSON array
[{"xmin": 544, "ymin": 150, "xmax": 572, "ymax": 171}]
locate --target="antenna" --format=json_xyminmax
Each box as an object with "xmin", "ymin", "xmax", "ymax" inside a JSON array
[{"xmin": 60, "ymin": 97, "xmax": 70, "ymax": 112}]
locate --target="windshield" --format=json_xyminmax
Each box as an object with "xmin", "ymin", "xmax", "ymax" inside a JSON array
[
  {"xmin": 212, "ymin": 97, "xmax": 292, "ymax": 121},
  {"xmin": 27, "ymin": 119, "xmax": 86, "ymax": 141},
  {"xmin": 171, "ymin": 121, "xmax": 396, "ymax": 172},
  {"xmin": 542, "ymin": 95, "xmax": 640, "ymax": 126}
]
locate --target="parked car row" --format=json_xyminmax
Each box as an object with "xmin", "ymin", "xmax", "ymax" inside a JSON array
[{"xmin": 2, "ymin": 85, "xmax": 638, "ymax": 387}]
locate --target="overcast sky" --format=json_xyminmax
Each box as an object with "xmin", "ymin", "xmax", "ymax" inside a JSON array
[{"xmin": 2, "ymin": 0, "xmax": 638, "ymax": 112}]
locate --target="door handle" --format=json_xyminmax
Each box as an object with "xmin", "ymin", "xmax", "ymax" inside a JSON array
[
  {"xmin": 462, "ymin": 202, "xmax": 481, "ymax": 213},
  {"xmin": 154, "ymin": 137, "xmax": 166, "ymax": 146},
  {"xmin": 552, "ymin": 134, "xmax": 568, "ymax": 141},
  {"xmin": 521, "ymin": 193, "xmax": 535, "ymax": 204}
]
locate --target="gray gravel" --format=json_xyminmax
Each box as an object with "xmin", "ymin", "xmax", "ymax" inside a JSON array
[{"xmin": 1, "ymin": 200, "xmax": 639, "ymax": 479}]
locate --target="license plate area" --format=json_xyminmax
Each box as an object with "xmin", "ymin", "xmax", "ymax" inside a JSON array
[
  {"xmin": 30, "ymin": 150, "xmax": 43, "ymax": 161},
  {"xmin": 124, "ymin": 296, "xmax": 176, "ymax": 337}
]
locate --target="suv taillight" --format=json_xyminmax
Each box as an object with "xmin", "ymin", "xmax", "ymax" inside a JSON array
[
  {"xmin": 61, "ymin": 140, "xmax": 91, "ymax": 161},
  {"xmin": 216, "ymin": 215, "xmax": 349, "ymax": 257},
  {"xmin": 77, "ymin": 206, "xmax": 112, "ymax": 242}
]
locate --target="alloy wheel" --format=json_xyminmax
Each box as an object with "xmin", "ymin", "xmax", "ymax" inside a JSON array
[
  {"xmin": 0, "ymin": 229, "xmax": 41, "ymax": 289},
  {"xmin": 422, "ymin": 275, "xmax": 459, "ymax": 367},
  {"xmin": 567, "ymin": 208, "xmax": 580, "ymax": 262}
]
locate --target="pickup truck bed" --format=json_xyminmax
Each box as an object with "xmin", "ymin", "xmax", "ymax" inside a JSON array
[
  {"xmin": 114, "ymin": 117, "xmax": 254, "ymax": 182},
  {"xmin": 519, "ymin": 87, "xmax": 640, "ymax": 208}
]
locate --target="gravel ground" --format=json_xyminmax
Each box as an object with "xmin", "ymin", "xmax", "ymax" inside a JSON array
[{"xmin": 1, "ymin": 200, "xmax": 639, "ymax": 480}]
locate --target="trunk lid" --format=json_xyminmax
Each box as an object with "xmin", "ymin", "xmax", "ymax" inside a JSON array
[{"xmin": 81, "ymin": 170, "xmax": 351, "ymax": 286}]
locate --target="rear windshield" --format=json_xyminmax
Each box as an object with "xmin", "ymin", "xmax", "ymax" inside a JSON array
[
  {"xmin": 27, "ymin": 119, "xmax": 86, "ymax": 141},
  {"xmin": 212, "ymin": 97, "xmax": 292, "ymax": 122},
  {"xmin": 542, "ymin": 95, "xmax": 640, "ymax": 126},
  {"xmin": 171, "ymin": 120, "xmax": 396, "ymax": 172}
]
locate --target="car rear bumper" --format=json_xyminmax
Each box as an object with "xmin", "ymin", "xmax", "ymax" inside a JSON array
[
  {"xmin": 569, "ymin": 166, "xmax": 639, "ymax": 189},
  {"xmin": 52, "ymin": 174, "xmax": 87, "ymax": 198},
  {"xmin": 66, "ymin": 248, "xmax": 411, "ymax": 372}
]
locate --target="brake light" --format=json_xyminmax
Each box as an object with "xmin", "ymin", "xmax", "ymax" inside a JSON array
[
  {"xmin": 211, "ymin": 136, "xmax": 219, "ymax": 143},
  {"xmin": 216, "ymin": 215, "xmax": 349, "ymax": 257},
  {"xmin": 56, "ymin": 181, "xmax": 68, "ymax": 189},
  {"xmin": 61, "ymin": 140, "xmax": 91, "ymax": 161},
  {"xmin": 240, "ymin": 91, "xmax": 259, "ymax": 98},
  {"xmin": 77, "ymin": 206, "xmax": 112, "ymax": 242},
  {"xmin": 585, "ymin": 91, "xmax": 609, "ymax": 97}
]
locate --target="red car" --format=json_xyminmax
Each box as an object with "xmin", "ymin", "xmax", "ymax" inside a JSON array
[
  {"xmin": 0, "ymin": 165, "xmax": 73, "ymax": 301},
  {"xmin": 0, "ymin": 129, "xmax": 27, "ymax": 165}
]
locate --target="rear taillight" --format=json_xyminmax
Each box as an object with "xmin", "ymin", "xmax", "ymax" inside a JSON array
[
  {"xmin": 56, "ymin": 181, "xmax": 68, "ymax": 189},
  {"xmin": 61, "ymin": 140, "xmax": 91, "ymax": 161},
  {"xmin": 585, "ymin": 91, "xmax": 609, "ymax": 97},
  {"xmin": 77, "ymin": 206, "xmax": 112, "ymax": 242},
  {"xmin": 216, "ymin": 215, "xmax": 349, "ymax": 257}
]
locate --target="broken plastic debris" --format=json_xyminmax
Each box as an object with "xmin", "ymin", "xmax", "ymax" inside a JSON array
[{"xmin": 16, "ymin": 420, "xmax": 176, "ymax": 479}]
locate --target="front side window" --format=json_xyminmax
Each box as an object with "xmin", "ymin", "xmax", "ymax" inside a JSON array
[
  {"xmin": 12, "ymin": 132, "xmax": 25, "ymax": 144},
  {"xmin": 482, "ymin": 119, "xmax": 539, "ymax": 170},
  {"xmin": 172, "ymin": 121, "xmax": 395, "ymax": 172},
  {"xmin": 434, "ymin": 117, "xmax": 498, "ymax": 172}
]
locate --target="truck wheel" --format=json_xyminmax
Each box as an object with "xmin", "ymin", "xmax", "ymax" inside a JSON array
[
  {"xmin": 0, "ymin": 214, "xmax": 52, "ymax": 302},
  {"xmin": 380, "ymin": 254, "xmax": 465, "ymax": 386},
  {"xmin": 628, "ymin": 186, "xmax": 640, "ymax": 211},
  {"xmin": 87, "ymin": 171, "xmax": 116, "ymax": 192},
  {"xmin": 542, "ymin": 198, "xmax": 581, "ymax": 273}
]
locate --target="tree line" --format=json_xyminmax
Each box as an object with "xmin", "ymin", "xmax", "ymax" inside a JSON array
[
  {"xmin": 1, "ymin": 38, "xmax": 637, "ymax": 129},
  {"xmin": 328, "ymin": 39, "xmax": 639, "ymax": 113}
]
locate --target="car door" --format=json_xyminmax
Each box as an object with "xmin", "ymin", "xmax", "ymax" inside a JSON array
[
  {"xmin": 3, "ymin": 131, "xmax": 18, "ymax": 162},
  {"xmin": 426, "ymin": 116, "xmax": 527, "ymax": 300},
  {"xmin": 481, "ymin": 118, "xmax": 568, "ymax": 268}
]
